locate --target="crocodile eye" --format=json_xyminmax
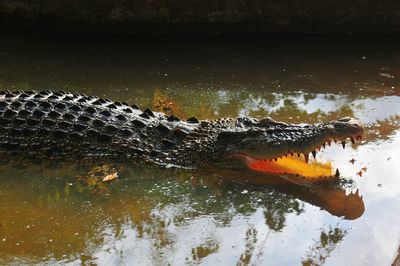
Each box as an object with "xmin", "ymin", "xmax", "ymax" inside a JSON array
[{"xmin": 337, "ymin": 117, "xmax": 351, "ymax": 122}]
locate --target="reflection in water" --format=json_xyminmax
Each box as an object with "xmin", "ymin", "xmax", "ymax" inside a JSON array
[
  {"xmin": 191, "ymin": 240, "xmax": 220, "ymax": 262},
  {"xmin": 0, "ymin": 163, "xmax": 284, "ymax": 263},
  {"xmin": 238, "ymin": 227, "xmax": 258, "ymax": 265},
  {"xmin": 302, "ymin": 227, "xmax": 347, "ymax": 266},
  {"xmin": 0, "ymin": 32, "xmax": 399, "ymax": 265},
  {"xmin": 209, "ymin": 168, "xmax": 365, "ymax": 220},
  {"xmin": 0, "ymin": 159, "xmax": 365, "ymax": 264}
]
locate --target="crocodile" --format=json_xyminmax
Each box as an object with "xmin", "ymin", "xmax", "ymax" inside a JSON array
[{"xmin": 0, "ymin": 90, "xmax": 364, "ymax": 182}]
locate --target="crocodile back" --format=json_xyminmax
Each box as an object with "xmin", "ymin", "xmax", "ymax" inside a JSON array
[{"xmin": 0, "ymin": 90, "xmax": 159, "ymax": 159}]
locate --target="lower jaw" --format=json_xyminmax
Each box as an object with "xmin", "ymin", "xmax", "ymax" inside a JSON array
[{"xmin": 246, "ymin": 154, "xmax": 334, "ymax": 179}]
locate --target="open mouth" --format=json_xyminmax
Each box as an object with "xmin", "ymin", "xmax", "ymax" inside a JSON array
[{"xmin": 244, "ymin": 134, "xmax": 363, "ymax": 180}]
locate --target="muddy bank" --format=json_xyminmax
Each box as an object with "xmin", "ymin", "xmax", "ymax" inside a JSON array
[{"xmin": 1, "ymin": 1, "xmax": 400, "ymax": 34}]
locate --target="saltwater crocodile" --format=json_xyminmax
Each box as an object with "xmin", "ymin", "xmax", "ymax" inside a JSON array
[{"xmin": 0, "ymin": 90, "xmax": 364, "ymax": 181}]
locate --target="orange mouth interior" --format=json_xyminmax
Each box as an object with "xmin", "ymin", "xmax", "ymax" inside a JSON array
[{"xmin": 247, "ymin": 154, "xmax": 333, "ymax": 179}]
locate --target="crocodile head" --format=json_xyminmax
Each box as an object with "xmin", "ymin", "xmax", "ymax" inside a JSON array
[{"xmin": 213, "ymin": 117, "xmax": 364, "ymax": 180}]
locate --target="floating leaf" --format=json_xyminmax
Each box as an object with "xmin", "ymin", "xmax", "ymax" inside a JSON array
[{"xmin": 102, "ymin": 172, "xmax": 118, "ymax": 182}]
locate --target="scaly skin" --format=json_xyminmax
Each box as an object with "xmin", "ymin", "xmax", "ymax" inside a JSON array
[{"xmin": 0, "ymin": 90, "xmax": 364, "ymax": 176}]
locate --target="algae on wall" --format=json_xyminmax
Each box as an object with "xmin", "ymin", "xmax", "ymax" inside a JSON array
[{"xmin": 1, "ymin": 0, "xmax": 400, "ymax": 33}]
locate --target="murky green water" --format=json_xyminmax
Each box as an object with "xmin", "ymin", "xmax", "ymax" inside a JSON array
[{"xmin": 0, "ymin": 31, "xmax": 399, "ymax": 265}]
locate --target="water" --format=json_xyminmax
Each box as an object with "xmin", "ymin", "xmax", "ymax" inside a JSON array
[{"xmin": 0, "ymin": 31, "xmax": 399, "ymax": 265}]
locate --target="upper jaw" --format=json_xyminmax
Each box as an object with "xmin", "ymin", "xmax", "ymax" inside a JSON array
[
  {"xmin": 230, "ymin": 127, "xmax": 364, "ymax": 163},
  {"xmin": 215, "ymin": 117, "xmax": 364, "ymax": 165}
]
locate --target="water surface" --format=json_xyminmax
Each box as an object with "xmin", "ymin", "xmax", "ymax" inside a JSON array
[{"xmin": 0, "ymin": 31, "xmax": 399, "ymax": 265}]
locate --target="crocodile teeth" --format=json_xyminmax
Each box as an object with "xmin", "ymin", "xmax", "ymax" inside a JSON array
[
  {"xmin": 312, "ymin": 150, "xmax": 317, "ymax": 159},
  {"xmin": 335, "ymin": 168, "xmax": 340, "ymax": 177}
]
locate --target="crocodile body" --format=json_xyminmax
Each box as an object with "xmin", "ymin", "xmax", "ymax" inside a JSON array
[{"xmin": 0, "ymin": 90, "xmax": 364, "ymax": 174}]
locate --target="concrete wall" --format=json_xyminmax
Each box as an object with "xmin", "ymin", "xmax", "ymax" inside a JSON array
[{"xmin": 1, "ymin": 0, "xmax": 400, "ymax": 34}]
